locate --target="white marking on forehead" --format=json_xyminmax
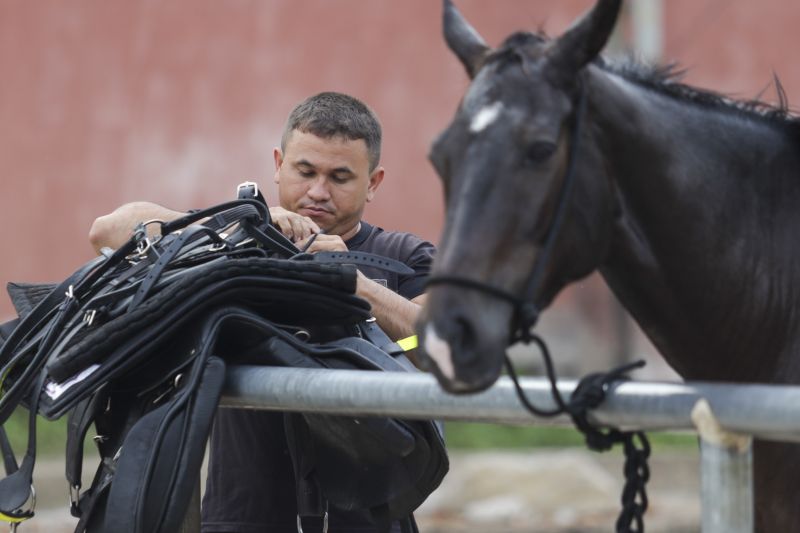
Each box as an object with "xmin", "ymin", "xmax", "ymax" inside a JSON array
[
  {"xmin": 469, "ymin": 102, "xmax": 504, "ymax": 133},
  {"xmin": 424, "ymin": 325, "xmax": 456, "ymax": 381}
]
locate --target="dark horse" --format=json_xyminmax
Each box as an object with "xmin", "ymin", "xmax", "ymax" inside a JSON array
[{"xmin": 417, "ymin": 0, "xmax": 800, "ymax": 530}]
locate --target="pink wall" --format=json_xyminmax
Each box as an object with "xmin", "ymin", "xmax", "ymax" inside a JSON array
[{"xmin": 1, "ymin": 0, "xmax": 798, "ymax": 320}]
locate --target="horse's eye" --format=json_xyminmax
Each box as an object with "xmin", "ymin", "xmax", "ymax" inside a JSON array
[{"xmin": 527, "ymin": 141, "xmax": 557, "ymax": 163}]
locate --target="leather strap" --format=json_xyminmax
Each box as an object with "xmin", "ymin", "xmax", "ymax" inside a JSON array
[
  {"xmin": 358, "ymin": 319, "xmax": 404, "ymax": 355},
  {"xmin": 65, "ymin": 388, "xmax": 109, "ymax": 501},
  {"xmin": 161, "ymin": 200, "xmax": 267, "ymax": 235},
  {"xmin": 314, "ymin": 252, "xmax": 414, "ymax": 276},
  {"xmin": 234, "ymin": 181, "xmax": 416, "ymax": 276},
  {"xmin": 127, "ymin": 225, "xmax": 228, "ymax": 311}
]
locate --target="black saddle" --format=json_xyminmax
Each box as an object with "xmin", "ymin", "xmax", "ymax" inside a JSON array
[{"xmin": 0, "ymin": 195, "xmax": 447, "ymax": 532}]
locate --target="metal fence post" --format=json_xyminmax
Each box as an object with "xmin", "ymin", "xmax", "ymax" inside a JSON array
[{"xmin": 692, "ymin": 399, "xmax": 753, "ymax": 533}]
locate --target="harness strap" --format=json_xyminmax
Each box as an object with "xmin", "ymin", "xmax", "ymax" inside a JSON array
[
  {"xmin": 235, "ymin": 181, "xmax": 419, "ymax": 276},
  {"xmin": 313, "ymin": 252, "xmax": 415, "ymax": 276},
  {"xmin": 0, "ymin": 256, "xmax": 105, "ymax": 419},
  {"xmin": 0, "ymin": 428, "xmax": 17, "ymax": 477},
  {"xmin": 359, "ymin": 319, "xmax": 405, "ymax": 356},
  {"xmin": 0, "ymin": 373, "xmax": 47, "ymax": 524},
  {"xmin": 284, "ymin": 413, "xmax": 328, "ymax": 533},
  {"xmin": 126, "ymin": 225, "xmax": 229, "ymax": 311},
  {"xmin": 65, "ymin": 388, "xmax": 110, "ymax": 513},
  {"xmin": 160, "ymin": 199, "xmax": 269, "ymax": 235}
]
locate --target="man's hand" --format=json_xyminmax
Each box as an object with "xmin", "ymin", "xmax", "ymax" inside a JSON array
[
  {"xmin": 269, "ymin": 206, "xmax": 320, "ymax": 242},
  {"xmin": 89, "ymin": 202, "xmax": 185, "ymax": 254},
  {"xmin": 295, "ymin": 233, "xmax": 348, "ymax": 253}
]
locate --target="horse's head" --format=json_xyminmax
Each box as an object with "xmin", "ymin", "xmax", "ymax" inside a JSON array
[{"xmin": 418, "ymin": 0, "xmax": 622, "ymax": 392}]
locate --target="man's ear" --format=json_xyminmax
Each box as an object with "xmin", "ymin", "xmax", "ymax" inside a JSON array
[
  {"xmin": 273, "ymin": 147, "xmax": 283, "ymax": 184},
  {"xmin": 366, "ymin": 166, "xmax": 385, "ymax": 202}
]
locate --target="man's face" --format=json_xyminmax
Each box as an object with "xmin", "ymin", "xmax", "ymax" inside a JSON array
[{"xmin": 274, "ymin": 130, "xmax": 383, "ymax": 237}]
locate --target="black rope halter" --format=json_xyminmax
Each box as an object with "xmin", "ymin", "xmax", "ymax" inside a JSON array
[
  {"xmin": 426, "ymin": 83, "xmax": 587, "ymax": 340},
  {"xmin": 425, "ymin": 83, "xmax": 651, "ymax": 533}
]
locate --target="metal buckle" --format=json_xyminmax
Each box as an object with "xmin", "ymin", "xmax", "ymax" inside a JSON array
[
  {"xmin": 140, "ymin": 218, "xmax": 165, "ymax": 229},
  {"xmin": 69, "ymin": 484, "xmax": 80, "ymax": 508},
  {"xmin": 82, "ymin": 310, "xmax": 97, "ymax": 326},
  {"xmin": 237, "ymin": 181, "xmax": 259, "ymax": 199},
  {"xmin": 296, "ymin": 505, "xmax": 328, "ymax": 533},
  {"xmin": 125, "ymin": 236, "xmax": 152, "ymax": 261}
]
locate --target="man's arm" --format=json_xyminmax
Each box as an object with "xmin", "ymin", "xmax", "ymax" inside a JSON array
[
  {"xmin": 355, "ymin": 272, "xmax": 426, "ymax": 342},
  {"xmin": 89, "ymin": 202, "xmax": 186, "ymax": 253},
  {"xmin": 298, "ymin": 233, "xmax": 425, "ymax": 343},
  {"xmin": 89, "ymin": 202, "xmax": 318, "ymax": 254}
]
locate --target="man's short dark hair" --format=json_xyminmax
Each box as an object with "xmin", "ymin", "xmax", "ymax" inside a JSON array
[{"xmin": 281, "ymin": 92, "xmax": 382, "ymax": 172}]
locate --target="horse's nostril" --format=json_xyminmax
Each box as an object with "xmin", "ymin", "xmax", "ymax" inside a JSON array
[{"xmin": 453, "ymin": 316, "xmax": 477, "ymax": 352}]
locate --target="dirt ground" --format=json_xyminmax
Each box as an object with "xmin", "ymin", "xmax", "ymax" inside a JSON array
[{"xmin": 25, "ymin": 448, "xmax": 700, "ymax": 533}]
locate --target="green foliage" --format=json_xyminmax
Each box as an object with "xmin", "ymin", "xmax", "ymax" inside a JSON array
[
  {"xmin": 444, "ymin": 422, "xmax": 698, "ymax": 451},
  {"xmin": 2, "ymin": 410, "xmax": 698, "ymax": 458},
  {"xmin": 5, "ymin": 408, "xmax": 71, "ymax": 457}
]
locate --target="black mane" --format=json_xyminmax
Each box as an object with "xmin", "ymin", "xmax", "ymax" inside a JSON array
[
  {"xmin": 494, "ymin": 31, "xmax": 800, "ymax": 128},
  {"xmin": 602, "ymin": 58, "xmax": 800, "ymax": 127}
]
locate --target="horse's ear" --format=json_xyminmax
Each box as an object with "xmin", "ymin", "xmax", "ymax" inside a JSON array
[
  {"xmin": 443, "ymin": 0, "xmax": 490, "ymax": 79},
  {"xmin": 549, "ymin": 0, "xmax": 621, "ymax": 74}
]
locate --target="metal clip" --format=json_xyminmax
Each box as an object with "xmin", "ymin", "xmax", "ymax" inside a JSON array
[
  {"xmin": 125, "ymin": 235, "xmax": 152, "ymax": 261},
  {"xmin": 136, "ymin": 237, "xmax": 152, "ymax": 256},
  {"xmin": 140, "ymin": 219, "xmax": 165, "ymax": 231},
  {"xmin": 69, "ymin": 484, "xmax": 81, "ymax": 508},
  {"xmin": 65, "ymin": 285, "xmax": 74, "ymax": 299},
  {"xmin": 82, "ymin": 309, "xmax": 97, "ymax": 326},
  {"xmin": 152, "ymin": 373, "xmax": 183, "ymax": 405}
]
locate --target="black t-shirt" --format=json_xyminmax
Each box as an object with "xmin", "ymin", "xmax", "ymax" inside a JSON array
[{"xmin": 200, "ymin": 222, "xmax": 435, "ymax": 533}]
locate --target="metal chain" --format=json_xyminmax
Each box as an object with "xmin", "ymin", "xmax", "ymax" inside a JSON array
[{"xmin": 505, "ymin": 331, "xmax": 650, "ymax": 533}]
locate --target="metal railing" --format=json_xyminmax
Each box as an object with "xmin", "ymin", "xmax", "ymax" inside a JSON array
[{"xmin": 213, "ymin": 366, "xmax": 800, "ymax": 533}]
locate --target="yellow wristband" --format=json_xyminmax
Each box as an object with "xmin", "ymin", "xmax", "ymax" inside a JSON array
[{"xmin": 396, "ymin": 335, "xmax": 418, "ymax": 351}]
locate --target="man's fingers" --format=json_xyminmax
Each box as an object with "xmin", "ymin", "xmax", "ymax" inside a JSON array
[
  {"xmin": 290, "ymin": 217, "xmax": 312, "ymax": 241},
  {"xmin": 274, "ymin": 217, "xmax": 295, "ymax": 240},
  {"xmin": 269, "ymin": 207, "xmax": 321, "ymax": 242},
  {"xmin": 304, "ymin": 216, "xmax": 321, "ymax": 235},
  {"xmin": 299, "ymin": 234, "xmax": 348, "ymax": 253}
]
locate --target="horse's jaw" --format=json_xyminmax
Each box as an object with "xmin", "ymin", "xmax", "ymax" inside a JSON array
[{"xmin": 417, "ymin": 294, "xmax": 511, "ymax": 393}]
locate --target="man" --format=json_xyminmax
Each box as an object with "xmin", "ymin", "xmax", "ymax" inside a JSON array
[{"xmin": 89, "ymin": 92, "xmax": 434, "ymax": 532}]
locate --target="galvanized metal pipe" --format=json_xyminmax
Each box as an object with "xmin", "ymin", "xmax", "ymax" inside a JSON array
[
  {"xmin": 221, "ymin": 366, "xmax": 800, "ymax": 443},
  {"xmin": 693, "ymin": 399, "xmax": 754, "ymax": 533}
]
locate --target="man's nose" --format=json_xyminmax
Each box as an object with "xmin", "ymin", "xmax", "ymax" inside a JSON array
[{"xmin": 306, "ymin": 177, "xmax": 330, "ymax": 201}]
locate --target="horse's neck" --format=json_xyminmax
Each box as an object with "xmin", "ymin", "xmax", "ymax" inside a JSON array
[{"xmin": 587, "ymin": 67, "xmax": 800, "ymax": 383}]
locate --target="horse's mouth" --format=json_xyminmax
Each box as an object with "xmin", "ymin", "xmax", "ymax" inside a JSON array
[{"xmin": 417, "ymin": 322, "xmax": 506, "ymax": 394}]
